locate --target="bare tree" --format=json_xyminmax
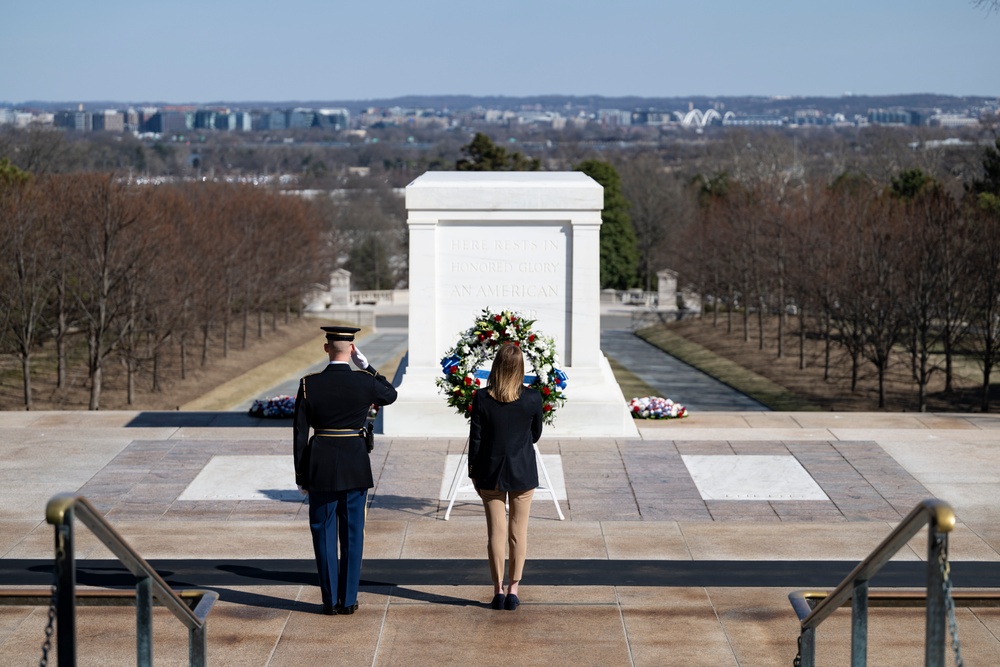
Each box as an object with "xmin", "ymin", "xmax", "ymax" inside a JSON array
[
  {"xmin": 826, "ymin": 176, "xmax": 880, "ymax": 392},
  {"xmin": 895, "ymin": 178, "xmax": 957, "ymax": 411},
  {"xmin": 618, "ymin": 153, "xmax": 696, "ymax": 292},
  {"xmin": 0, "ymin": 127, "xmax": 72, "ymax": 175},
  {"xmin": 967, "ymin": 199, "xmax": 1000, "ymax": 411},
  {"xmin": 67, "ymin": 173, "xmax": 153, "ymax": 410},
  {"xmin": 0, "ymin": 164, "xmax": 52, "ymax": 409},
  {"xmin": 785, "ymin": 179, "xmax": 832, "ymax": 371},
  {"xmin": 858, "ymin": 195, "xmax": 908, "ymax": 408},
  {"xmin": 682, "ymin": 174, "xmax": 736, "ymax": 330}
]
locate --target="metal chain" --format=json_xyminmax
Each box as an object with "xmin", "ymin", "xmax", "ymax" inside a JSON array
[
  {"xmin": 792, "ymin": 635, "xmax": 802, "ymax": 667},
  {"xmin": 938, "ymin": 548, "xmax": 965, "ymax": 667},
  {"xmin": 39, "ymin": 541, "xmax": 65, "ymax": 667}
]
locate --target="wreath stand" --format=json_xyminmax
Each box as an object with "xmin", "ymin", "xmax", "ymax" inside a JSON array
[{"xmin": 443, "ymin": 440, "xmax": 565, "ymax": 521}]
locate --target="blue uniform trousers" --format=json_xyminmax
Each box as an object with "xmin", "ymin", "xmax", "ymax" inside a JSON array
[{"xmin": 308, "ymin": 488, "xmax": 367, "ymax": 608}]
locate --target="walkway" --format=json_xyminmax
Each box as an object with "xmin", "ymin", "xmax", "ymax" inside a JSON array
[
  {"xmin": 235, "ymin": 311, "xmax": 763, "ymax": 414},
  {"xmin": 231, "ymin": 328, "xmax": 409, "ymax": 412},
  {"xmin": 600, "ymin": 329, "xmax": 767, "ymax": 411}
]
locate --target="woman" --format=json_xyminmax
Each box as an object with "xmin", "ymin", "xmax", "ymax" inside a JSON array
[{"xmin": 468, "ymin": 343, "xmax": 544, "ymax": 611}]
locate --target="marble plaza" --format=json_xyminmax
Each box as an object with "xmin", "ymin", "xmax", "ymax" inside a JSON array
[{"xmin": 3, "ymin": 409, "xmax": 1000, "ymax": 666}]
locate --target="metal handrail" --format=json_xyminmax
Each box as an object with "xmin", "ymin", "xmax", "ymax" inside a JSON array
[
  {"xmin": 788, "ymin": 498, "xmax": 956, "ymax": 667},
  {"xmin": 45, "ymin": 492, "xmax": 218, "ymax": 667}
]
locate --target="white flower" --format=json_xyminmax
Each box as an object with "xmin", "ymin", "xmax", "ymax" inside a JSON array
[
  {"xmin": 543, "ymin": 363, "xmax": 552, "ymax": 373},
  {"xmin": 461, "ymin": 344, "xmax": 471, "ymax": 355},
  {"xmin": 538, "ymin": 372, "xmax": 549, "ymax": 384},
  {"xmin": 490, "ymin": 331, "xmax": 499, "ymax": 340}
]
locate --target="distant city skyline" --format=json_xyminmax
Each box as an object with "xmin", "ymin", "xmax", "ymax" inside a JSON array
[{"xmin": 3, "ymin": 0, "xmax": 997, "ymax": 105}]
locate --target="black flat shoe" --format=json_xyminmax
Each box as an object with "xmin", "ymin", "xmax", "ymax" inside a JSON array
[
  {"xmin": 338, "ymin": 602, "xmax": 359, "ymax": 615},
  {"xmin": 504, "ymin": 594, "xmax": 520, "ymax": 611},
  {"xmin": 490, "ymin": 593, "xmax": 505, "ymax": 610}
]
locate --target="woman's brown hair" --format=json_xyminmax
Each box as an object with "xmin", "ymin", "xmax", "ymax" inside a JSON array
[{"xmin": 487, "ymin": 343, "xmax": 525, "ymax": 403}]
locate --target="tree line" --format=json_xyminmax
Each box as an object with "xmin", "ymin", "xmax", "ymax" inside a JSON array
[
  {"xmin": 672, "ymin": 139, "xmax": 1000, "ymax": 412},
  {"xmin": 0, "ymin": 160, "xmax": 332, "ymax": 410},
  {"xmin": 4, "ymin": 125, "xmax": 1000, "ymax": 411},
  {"xmin": 435, "ymin": 131, "xmax": 1000, "ymax": 412}
]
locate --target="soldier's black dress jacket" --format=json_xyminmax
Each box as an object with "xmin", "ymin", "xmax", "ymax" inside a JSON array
[
  {"xmin": 468, "ymin": 388, "xmax": 544, "ymax": 492},
  {"xmin": 293, "ymin": 363, "xmax": 398, "ymax": 493}
]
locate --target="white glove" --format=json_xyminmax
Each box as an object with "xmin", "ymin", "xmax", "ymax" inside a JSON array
[{"xmin": 351, "ymin": 346, "xmax": 369, "ymax": 370}]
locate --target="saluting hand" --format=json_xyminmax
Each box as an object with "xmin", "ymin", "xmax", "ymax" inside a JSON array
[{"xmin": 351, "ymin": 345, "xmax": 369, "ymax": 370}]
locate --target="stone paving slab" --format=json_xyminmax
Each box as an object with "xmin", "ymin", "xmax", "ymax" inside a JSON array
[
  {"xmin": 4, "ymin": 584, "xmax": 998, "ymax": 666},
  {"xmin": 2, "ymin": 411, "xmax": 1000, "ymax": 665}
]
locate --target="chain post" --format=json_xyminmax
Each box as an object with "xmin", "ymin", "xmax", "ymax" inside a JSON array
[
  {"xmin": 38, "ymin": 546, "xmax": 60, "ymax": 667},
  {"xmin": 939, "ymin": 549, "xmax": 965, "ymax": 667},
  {"xmin": 55, "ymin": 510, "xmax": 77, "ymax": 667}
]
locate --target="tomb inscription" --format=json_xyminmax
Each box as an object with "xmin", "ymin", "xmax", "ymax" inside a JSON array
[{"xmin": 438, "ymin": 223, "xmax": 570, "ymax": 361}]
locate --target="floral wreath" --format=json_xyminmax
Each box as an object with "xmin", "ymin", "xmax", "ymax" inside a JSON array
[
  {"xmin": 436, "ymin": 308, "xmax": 567, "ymax": 425},
  {"xmin": 628, "ymin": 396, "xmax": 688, "ymax": 420},
  {"xmin": 249, "ymin": 395, "xmax": 295, "ymax": 418}
]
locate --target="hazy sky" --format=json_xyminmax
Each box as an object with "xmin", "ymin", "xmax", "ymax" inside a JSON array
[{"xmin": 3, "ymin": 0, "xmax": 997, "ymax": 104}]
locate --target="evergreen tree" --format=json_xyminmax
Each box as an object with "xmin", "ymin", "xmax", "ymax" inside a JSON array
[
  {"xmin": 456, "ymin": 133, "xmax": 540, "ymax": 171},
  {"xmin": 346, "ymin": 234, "xmax": 394, "ymax": 291},
  {"xmin": 890, "ymin": 168, "xmax": 930, "ymax": 200},
  {"xmin": 969, "ymin": 138, "xmax": 1000, "ymax": 212},
  {"xmin": 0, "ymin": 158, "xmax": 30, "ymax": 186},
  {"xmin": 575, "ymin": 159, "xmax": 638, "ymax": 289}
]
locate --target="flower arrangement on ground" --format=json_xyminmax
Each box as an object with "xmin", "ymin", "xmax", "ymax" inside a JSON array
[
  {"xmin": 628, "ymin": 396, "xmax": 688, "ymax": 419},
  {"xmin": 249, "ymin": 395, "xmax": 295, "ymax": 418},
  {"xmin": 436, "ymin": 308, "xmax": 567, "ymax": 425}
]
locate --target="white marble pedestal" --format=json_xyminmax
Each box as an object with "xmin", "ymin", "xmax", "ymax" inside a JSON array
[{"xmin": 382, "ymin": 172, "xmax": 638, "ymax": 438}]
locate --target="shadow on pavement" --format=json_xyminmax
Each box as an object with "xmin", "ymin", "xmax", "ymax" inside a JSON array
[{"xmin": 126, "ymin": 412, "xmax": 290, "ymax": 428}]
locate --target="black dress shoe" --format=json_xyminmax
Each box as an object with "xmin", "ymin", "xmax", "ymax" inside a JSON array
[
  {"xmin": 490, "ymin": 593, "xmax": 505, "ymax": 610},
  {"xmin": 322, "ymin": 605, "xmax": 336, "ymax": 616},
  {"xmin": 504, "ymin": 594, "xmax": 520, "ymax": 611},
  {"xmin": 338, "ymin": 602, "xmax": 359, "ymax": 615}
]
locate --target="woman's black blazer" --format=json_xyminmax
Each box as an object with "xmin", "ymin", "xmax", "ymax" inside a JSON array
[{"xmin": 468, "ymin": 388, "xmax": 544, "ymax": 492}]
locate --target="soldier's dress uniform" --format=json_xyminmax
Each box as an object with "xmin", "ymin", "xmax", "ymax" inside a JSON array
[{"xmin": 293, "ymin": 326, "xmax": 397, "ymax": 614}]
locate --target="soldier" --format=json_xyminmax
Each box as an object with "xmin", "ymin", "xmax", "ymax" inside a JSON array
[{"xmin": 293, "ymin": 325, "xmax": 398, "ymax": 615}]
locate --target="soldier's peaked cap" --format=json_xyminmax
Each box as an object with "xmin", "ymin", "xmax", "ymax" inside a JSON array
[{"xmin": 321, "ymin": 326, "xmax": 361, "ymax": 342}]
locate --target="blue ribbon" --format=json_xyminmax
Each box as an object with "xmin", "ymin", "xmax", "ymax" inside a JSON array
[
  {"xmin": 473, "ymin": 370, "xmax": 563, "ymax": 387},
  {"xmin": 440, "ymin": 355, "xmax": 460, "ymax": 376}
]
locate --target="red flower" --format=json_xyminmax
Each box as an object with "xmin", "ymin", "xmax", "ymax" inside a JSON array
[
  {"xmin": 477, "ymin": 334, "xmax": 485, "ymax": 341},
  {"xmin": 542, "ymin": 386, "xmax": 551, "ymax": 396},
  {"xmin": 449, "ymin": 366, "xmax": 458, "ymax": 374},
  {"xmin": 467, "ymin": 403, "xmax": 473, "ymax": 411},
  {"xmin": 475, "ymin": 378, "xmax": 481, "ymax": 386},
  {"xmin": 494, "ymin": 315, "xmax": 502, "ymax": 322},
  {"xmin": 464, "ymin": 376, "xmax": 473, "ymax": 386},
  {"xmin": 513, "ymin": 341, "xmax": 520, "ymax": 347},
  {"xmin": 543, "ymin": 404, "xmax": 552, "ymax": 412},
  {"xmin": 528, "ymin": 334, "xmax": 535, "ymax": 343}
]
